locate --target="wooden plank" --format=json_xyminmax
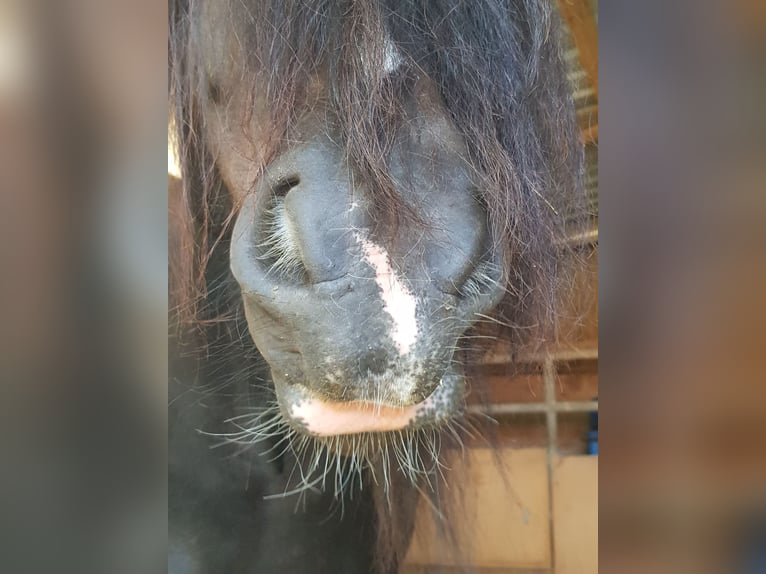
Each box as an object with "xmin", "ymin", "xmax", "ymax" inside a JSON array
[
  {"xmin": 552, "ymin": 456, "xmax": 598, "ymax": 574},
  {"xmin": 553, "ymin": 245, "xmax": 599, "ymax": 353},
  {"xmin": 580, "ymin": 122, "xmax": 598, "ymax": 144},
  {"xmin": 402, "ymin": 567, "xmax": 550, "ymax": 574},
  {"xmin": 405, "ymin": 449, "xmax": 551, "ymax": 569},
  {"xmin": 555, "ymin": 368, "xmax": 599, "ymax": 402},
  {"xmin": 468, "ymin": 370, "xmax": 545, "ymax": 405},
  {"xmin": 558, "ymin": 0, "xmax": 598, "ymax": 97},
  {"xmin": 466, "ymin": 414, "xmax": 551, "ymax": 450}
]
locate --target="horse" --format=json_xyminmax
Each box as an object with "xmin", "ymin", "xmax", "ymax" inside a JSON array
[{"xmin": 169, "ymin": 1, "xmax": 583, "ymax": 572}]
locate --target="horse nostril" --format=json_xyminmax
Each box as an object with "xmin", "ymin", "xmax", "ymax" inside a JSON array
[
  {"xmin": 359, "ymin": 348, "xmax": 389, "ymax": 376},
  {"xmin": 273, "ymin": 175, "xmax": 300, "ymax": 197},
  {"xmin": 256, "ymin": 174, "xmax": 307, "ymax": 280},
  {"xmin": 458, "ymin": 253, "xmax": 503, "ymax": 300}
]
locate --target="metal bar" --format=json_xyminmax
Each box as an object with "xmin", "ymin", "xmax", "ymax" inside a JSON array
[
  {"xmin": 557, "ymin": 0, "xmax": 599, "ymax": 97},
  {"xmin": 562, "ymin": 227, "xmax": 598, "ymax": 246},
  {"xmin": 543, "ymin": 357, "xmax": 558, "ymax": 455},
  {"xmin": 466, "ymin": 400, "xmax": 598, "ymax": 415},
  {"xmin": 481, "ymin": 347, "xmax": 598, "ymax": 366},
  {"xmin": 543, "ymin": 356, "xmax": 558, "ymax": 572}
]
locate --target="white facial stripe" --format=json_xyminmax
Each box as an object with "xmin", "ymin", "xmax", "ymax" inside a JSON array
[{"xmin": 357, "ymin": 235, "xmax": 418, "ymax": 355}]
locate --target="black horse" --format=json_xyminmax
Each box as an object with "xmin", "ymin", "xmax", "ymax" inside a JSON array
[{"xmin": 169, "ymin": 1, "xmax": 583, "ymax": 572}]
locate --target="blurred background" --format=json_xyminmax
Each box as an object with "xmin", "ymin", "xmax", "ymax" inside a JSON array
[
  {"xmin": 0, "ymin": 0, "xmax": 166, "ymax": 572},
  {"xmin": 0, "ymin": 0, "xmax": 764, "ymax": 573},
  {"xmin": 599, "ymin": 1, "xmax": 766, "ymax": 573}
]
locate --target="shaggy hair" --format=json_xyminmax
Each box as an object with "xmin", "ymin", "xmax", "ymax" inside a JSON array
[{"xmin": 169, "ymin": 0, "xmax": 584, "ymax": 571}]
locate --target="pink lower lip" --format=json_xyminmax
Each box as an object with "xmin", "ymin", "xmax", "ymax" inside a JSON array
[{"xmin": 289, "ymin": 398, "xmax": 426, "ymax": 436}]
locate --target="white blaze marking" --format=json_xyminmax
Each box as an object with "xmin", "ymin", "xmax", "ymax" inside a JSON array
[
  {"xmin": 361, "ymin": 35, "xmax": 402, "ymax": 76},
  {"xmin": 357, "ymin": 235, "xmax": 418, "ymax": 355},
  {"xmin": 383, "ymin": 35, "xmax": 402, "ymax": 73}
]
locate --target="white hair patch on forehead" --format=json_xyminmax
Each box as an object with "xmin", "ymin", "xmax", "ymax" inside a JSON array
[
  {"xmin": 383, "ymin": 35, "xmax": 402, "ymax": 73},
  {"xmin": 356, "ymin": 233, "xmax": 418, "ymax": 355},
  {"xmin": 361, "ymin": 34, "xmax": 403, "ymax": 76}
]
